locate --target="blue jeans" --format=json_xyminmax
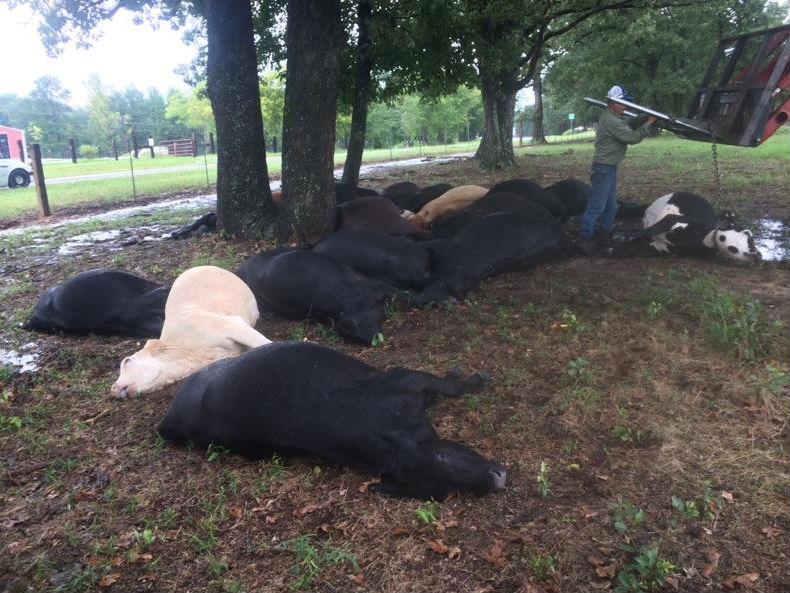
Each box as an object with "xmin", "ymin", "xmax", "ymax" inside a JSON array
[{"xmin": 581, "ymin": 162, "xmax": 618, "ymax": 239}]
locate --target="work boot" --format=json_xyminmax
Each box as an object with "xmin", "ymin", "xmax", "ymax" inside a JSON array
[
  {"xmin": 576, "ymin": 234, "xmax": 598, "ymax": 255},
  {"xmin": 594, "ymin": 229, "xmax": 614, "ymax": 248}
]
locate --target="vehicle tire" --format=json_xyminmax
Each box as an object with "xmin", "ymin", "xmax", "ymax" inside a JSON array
[{"xmin": 8, "ymin": 169, "xmax": 31, "ymax": 189}]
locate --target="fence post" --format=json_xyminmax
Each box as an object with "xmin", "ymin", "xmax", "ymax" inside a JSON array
[
  {"xmin": 128, "ymin": 139, "xmax": 137, "ymax": 198},
  {"xmin": 203, "ymin": 138, "xmax": 210, "ymax": 188},
  {"xmin": 69, "ymin": 138, "xmax": 77, "ymax": 163},
  {"xmin": 17, "ymin": 139, "xmax": 25, "ymax": 162},
  {"xmin": 209, "ymin": 132, "xmax": 216, "ymax": 154},
  {"xmin": 31, "ymin": 143, "xmax": 51, "ymax": 217},
  {"xmin": 112, "ymin": 138, "xmax": 119, "ymax": 160},
  {"xmin": 132, "ymin": 135, "xmax": 139, "ymax": 159},
  {"xmin": 191, "ymin": 133, "xmax": 197, "ymax": 157},
  {"xmin": 272, "ymin": 136, "xmax": 277, "ymax": 153}
]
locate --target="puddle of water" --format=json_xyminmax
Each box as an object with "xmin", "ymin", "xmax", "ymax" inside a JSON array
[
  {"xmin": 58, "ymin": 229, "xmax": 123, "ymax": 255},
  {"xmin": 0, "ymin": 343, "xmax": 40, "ymax": 373},
  {"xmin": 753, "ymin": 219, "xmax": 790, "ymax": 262}
]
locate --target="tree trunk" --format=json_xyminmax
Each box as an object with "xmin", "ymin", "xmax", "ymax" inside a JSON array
[
  {"xmin": 475, "ymin": 81, "xmax": 516, "ymax": 169},
  {"xmin": 341, "ymin": 0, "xmax": 373, "ymax": 187},
  {"xmin": 532, "ymin": 70, "xmax": 547, "ymax": 145},
  {"xmin": 205, "ymin": 0, "xmax": 277, "ymax": 239},
  {"xmin": 279, "ymin": 0, "xmax": 343, "ymax": 245}
]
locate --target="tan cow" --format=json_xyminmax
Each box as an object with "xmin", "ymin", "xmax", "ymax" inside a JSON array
[
  {"xmin": 111, "ymin": 266, "xmax": 270, "ymax": 398},
  {"xmin": 409, "ymin": 185, "xmax": 489, "ymax": 229}
]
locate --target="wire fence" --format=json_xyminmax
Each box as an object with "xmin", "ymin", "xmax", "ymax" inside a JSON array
[{"xmin": 2, "ymin": 117, "xmax": 598, "ymax": 220}]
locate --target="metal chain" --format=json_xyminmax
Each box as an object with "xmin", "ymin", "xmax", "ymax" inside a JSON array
[{"xmin": 711, "ymin": 140, "xmax": 723, "ymax": 204}]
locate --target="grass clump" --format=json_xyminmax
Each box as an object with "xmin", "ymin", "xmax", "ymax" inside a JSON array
[
  {"xmin": 686, "ymin": 277, "xmax": 782, "ymax": 360},
  {"xmin": 614, "ymin": 544, "xmax": 674, "ymax": 593},
  {"xmin": 279, "ymin": 535, "xmax": 359, "ymax": 590}
]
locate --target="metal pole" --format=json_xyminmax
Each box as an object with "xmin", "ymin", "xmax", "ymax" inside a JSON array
[{"xmin": 128, "ymin": 138, "xmax": 137, "ymax": 198}]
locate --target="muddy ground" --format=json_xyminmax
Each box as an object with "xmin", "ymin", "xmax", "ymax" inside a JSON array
[{"xmin": 0, "ymin": 150, "xmax": 789, "ymax": 593}]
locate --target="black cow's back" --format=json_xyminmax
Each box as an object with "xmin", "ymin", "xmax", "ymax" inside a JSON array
[{"xmin": 23, "ymin": 269, "xmax": 169, "ymax": 338}]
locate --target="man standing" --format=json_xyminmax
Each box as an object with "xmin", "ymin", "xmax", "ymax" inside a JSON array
[{"xmin": 580, "ymin": 85, "xmax": 656, "ymax": 252}]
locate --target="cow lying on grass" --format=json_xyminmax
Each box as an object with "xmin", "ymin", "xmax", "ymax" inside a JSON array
[
  {"xmin": 24, "ymin": 269, "xmax": 170, "ymax": 338},
  {"xmin": 158, "ymin": 341, "xmax": 507, "ymax": 500},
  {"xmin": 236, "ymin": 249, "xmax": 402, "ymax": 344},
  {"xmin": 406, "ymin": 185, "xmax": 489, "ymax": 229},
  {"xmin": 111, "ymin": 266, "xmax": 270, "ymax": 398}
]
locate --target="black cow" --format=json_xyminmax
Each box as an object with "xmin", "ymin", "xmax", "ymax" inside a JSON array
[
  {"xmin": 23, "ymin": 269, "xmax": 170, "ymax": 338},
  {"xmin": 546, "ymin": 178, "xmax": 590, "ymax": 217},
  {"xmin": 430, "ymin": 192, "xmax": 554, "ymax": 238},
  {"xmin": 383, "ymin": 181, "xmax": 420, "ymax": 197},
  {"xmin": 158, "ymin": 342, "xmax": 507, "ymax": 500},
  {"xmin": 336, "ymin": 196, "xmax": 423, "ymax": 237},
  {"xmin": 169, "ymin": 212, "xmax": 218, "ymax": 240},
  {"xmin": 335, "ymin": 182, "xmax": 380, "ymax": 205},
  {"xmin": 488, "ymin": 178, "xmax": 568, "ymax": 220},
  {"xmin": 313, "ymin": 228, "xmax": 433, "ymax": 290},
  {"xmin": 235, "ymin": 249, "xmax": 401, "ymax": 343},
  {"xmin": 427, "ymin": 214, "xmax": 574, "ymax": 296}
]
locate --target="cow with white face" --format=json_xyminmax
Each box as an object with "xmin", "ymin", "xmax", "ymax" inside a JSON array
[
  {"xmin": 641, "ymin": 192, "xmax": 761, "ymax": 263},
  {"xmin": 111, "ymin": 266, "xmax": 271, "ymax": 398}
]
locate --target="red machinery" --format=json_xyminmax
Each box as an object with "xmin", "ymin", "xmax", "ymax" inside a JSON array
[{"xmin": 585, "ymin": 24, "xmax": 790, "ymax": 147}]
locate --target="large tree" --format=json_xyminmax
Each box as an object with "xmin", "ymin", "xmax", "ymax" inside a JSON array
[
  {"xmin": 278, "ymin": 0, "xmax": 343, "ymax": 244},
  {"xmin": 19, "ymin": 0, "xmax": 278, "ymax": 239},
  {"xmin": 205, "ymin": 0, "xmax": 278, "ymax": 238},
  {"xmin": 544, "ymin": 0, "xmax": 788, "ymax": 118}
]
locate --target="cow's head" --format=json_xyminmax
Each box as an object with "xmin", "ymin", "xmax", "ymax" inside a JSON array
[
  {"xmin": 379, "ymin": 439, "xmax": 507, "ymax": 500},
  {"xmin": 111, "ymin": 340, "xmax": 167, "ymax": 398},
  {"xmin": 708, "ymin": 228, "xmax": 761, "ymax": 263}
]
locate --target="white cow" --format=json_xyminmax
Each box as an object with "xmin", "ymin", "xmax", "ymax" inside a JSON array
[
  {"xmin": 407, "ymin": 185, "xmax": 489, "ymax": 228},
  {"xmin": 111, "ymin": 266, "xmax": 270, "ymax": 398}
]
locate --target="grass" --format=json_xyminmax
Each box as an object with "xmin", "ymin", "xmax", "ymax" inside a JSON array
[
  {"xmin": 518, "ymin": 127, "xmax": 790, "ymax": 209},
  {"xmin": 0, "ymin": 147, "xmax": 788, "ymax": 593}
]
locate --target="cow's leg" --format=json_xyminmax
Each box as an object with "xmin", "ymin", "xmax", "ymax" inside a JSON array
[
  {"xmin": 215, "ymin": 315, "xmax": 273, "ymax": 349},
  {"xmin": 382, "ymin": 367, "xmax": 490, "ymax": 399}
]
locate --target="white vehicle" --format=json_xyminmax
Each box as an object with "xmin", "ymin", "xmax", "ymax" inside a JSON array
[{"xmin": 0, "ymin": 158, "xmax": 32, "ymax": 189}]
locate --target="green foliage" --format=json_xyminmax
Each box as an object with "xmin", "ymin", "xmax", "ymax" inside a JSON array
[
  {"xmin": 610, "ymin": 498, "xmax": 646, "ymax": 534},
  {"xmin": 415, "ymin": 500, "xmax": 440, "ymax": 524},
  {"xmin": 611, "ymin": 408, "xmax": 646, "ymax": 445},
  {"xmin": 537, "ymin": 460, "xmax": 551, "ymax": 497},
  {"xmin": 614, "ymin": 544, "xmax": 674, "ymax": 593},
  {"xmin": 687, "ymin": 277, "xmax": 781, "ymax": 360},
  {"xmin": 752, "ymin": 365, "xmax": 789, "ymax": 395},
  {"xmin": 526, "ymin": 552, "xmax": 557, "ymax": 581},
  {"xmin": 671, "ymin": 482, "xmax": 724, "ymax": 523},
  {"xmin": 166, "ymin": 82, "xmax": 215, "ymax": 135},
  {"xmin": 371, "ymin": 332, "xmax": 385, "ymax": 347},
  {"xmin": 559, "ymin": 308, "xmax": 589, "ymax": 333},
  {"xmin": 77, "ymin": 144, "xmax": 99, "ymax": 159},
  {"xmin": 280, "ymin": 535, "xmax": 359, "ymax": 590},
  {"xmin": 545, "ymin": 1, "xmax": 787, "ymax": 119},
  {"xmin": 567, "ymin": 357, "xmax": 591, "ymax": 383},
  {"xmin": 206, "ymin": 443, "xmax": 231, "ymax": 463}
]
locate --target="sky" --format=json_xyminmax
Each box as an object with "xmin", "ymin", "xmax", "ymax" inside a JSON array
[{"xmin": 0, "ymin": 4, "xmax": 199, "ymax": 107}]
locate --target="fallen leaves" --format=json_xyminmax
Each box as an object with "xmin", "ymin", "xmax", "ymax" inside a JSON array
[
  {"xmin": 761, "ymin": 526, "xmax": 782, "ymax": 539},
  {"xmin": 483, "ymin": 538, "xmax": 509, "ymax": 568},
  {"xmin": 702, "ymin": 548, "xmax": 721, "ymax": 578},
  {"xmin": 587, "ymin": 551, "xmax": 618, "ymax": 581},
  {"xmin": 426, "ymin": 539, "xmax": 449, "ymax": 555},
  {"xmin": 723, "ymin": 572, "xmax": 760, "ymax": 589},
  {"xmin": 98, "ymin": 573, "xmax": 121, "ymax": 588},
  {"xmin": 293, "ymin": 501, "xmax": 330, "ymax": 517}
]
